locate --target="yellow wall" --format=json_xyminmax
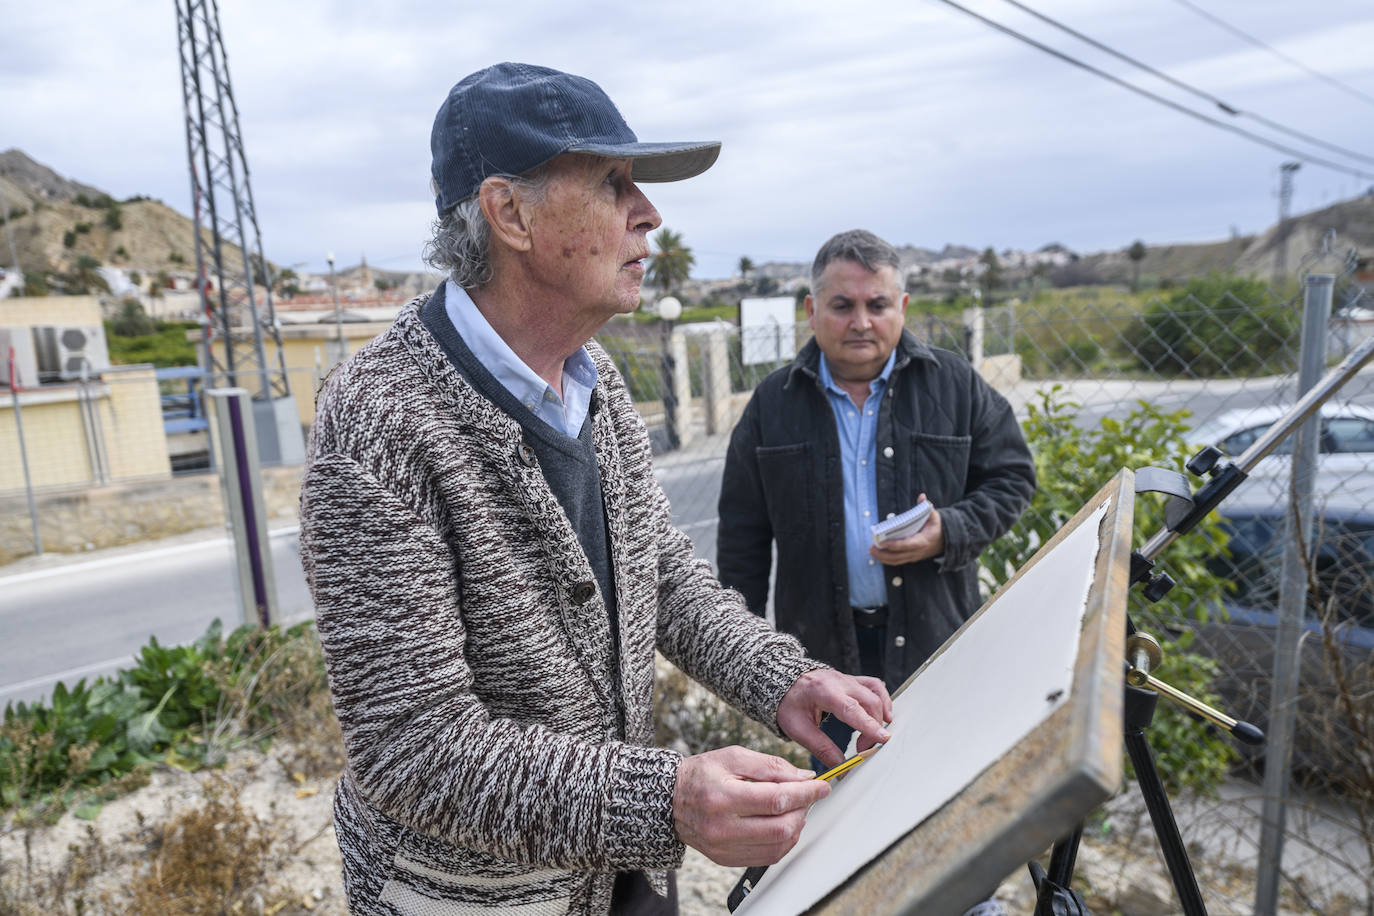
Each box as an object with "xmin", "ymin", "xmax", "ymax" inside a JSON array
[
  {"xmin": 0, "ymin": 391, "xmax": 94, "ymax": 489},
  {"xmin": 0, "ymin": 296, "xmax": 103, "ymax": 327},
  {"xmin": 1, "ymin": 295, "xmax": 172, "ymax": 491},
  {"xmin": 101, "ymin": 366, "xmax": 172, "ymax": 481},
  {"xmin": 0, "ymin": 370, "xmax": 171, "ymax": 492},
  {"xmin": 198, "ymin": 323, "xmax": 391, "ymax": 427}
]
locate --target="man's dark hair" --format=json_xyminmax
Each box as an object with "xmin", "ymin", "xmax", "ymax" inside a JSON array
[{"xmin": 810, "ymin": 229, "xmax": 901, "ymax": 290}]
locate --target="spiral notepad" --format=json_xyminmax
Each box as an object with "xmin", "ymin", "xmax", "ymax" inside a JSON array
[{"xmin": 870, "ymin": 500, "xmax": 932, "ymax": 546}]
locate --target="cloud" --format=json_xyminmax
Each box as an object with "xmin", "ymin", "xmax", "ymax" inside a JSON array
[{"xmin": 5, "ymin": 0, "xmax": 1373, "ymax": 278}]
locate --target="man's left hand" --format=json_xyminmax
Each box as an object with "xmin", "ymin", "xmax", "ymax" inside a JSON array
[
  {"xmin": 777, "ymin": 669, "xmax": 893, "ymax": 770},
  {"xmin": 870, "ymin": 496, "xmax": 944, "ymax": 566}
]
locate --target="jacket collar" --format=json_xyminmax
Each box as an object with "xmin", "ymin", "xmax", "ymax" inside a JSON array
[{"xmin": 786, "ymin": 327, "xmax": 938, "ymax": 389}]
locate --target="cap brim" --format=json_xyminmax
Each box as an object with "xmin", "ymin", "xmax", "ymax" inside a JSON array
[{"xmin": 566, "ymin": 140, "xmax": 721, "ymax": 182}]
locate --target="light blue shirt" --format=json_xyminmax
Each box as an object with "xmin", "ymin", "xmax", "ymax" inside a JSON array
[
  {"xmin": 818, "ymin": 349, "xmax": 897, "ymax": 609},
  {"xmin": 444, "ymin": 279, "xmax": 597, "ymax": 438}
]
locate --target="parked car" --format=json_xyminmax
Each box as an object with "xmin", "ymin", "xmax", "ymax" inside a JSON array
[
  {"xmin": 1189, "ymin": 403, "xmax": 1374, "ymax": 476},
  {"xmin": 1186, "ymin": 491, "xmax": 1374, "ymax": 785}
]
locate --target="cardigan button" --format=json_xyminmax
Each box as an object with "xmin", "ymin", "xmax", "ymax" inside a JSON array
[
  {"xmin": 894, "ymin": 635, "xmax": 906, "ymax": 648},
  {"xmin": 571, "ymin": 582, "xmax": 597, "ymax": 605},
  {"xmin": 891, "ymin": 576, "xmax": 903, "ymax": 587},
  {"xmin": 516, "ymin": 442, "xmax": 538, "ymax": 467},
  {"xmin": 882, "ymin": 446, "xmax": 895, "ymax": 458}
]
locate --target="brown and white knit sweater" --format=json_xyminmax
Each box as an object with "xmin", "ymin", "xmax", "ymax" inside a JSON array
[{"xmin": 299, "ymin": 297, "xmax": 821, "ymax": 916}]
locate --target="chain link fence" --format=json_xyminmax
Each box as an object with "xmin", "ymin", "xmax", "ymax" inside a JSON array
[
  {"xmin": 3, "ymin": 241, "xmax": 1371, "ymax": 911},
  {"xmin": 593, "ymin": 246, "xmax": 1372, "ymax": 912}
]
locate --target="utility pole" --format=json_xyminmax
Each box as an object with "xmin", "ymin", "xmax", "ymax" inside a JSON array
[
  {"xmin": 327, "ymin": 251, "xmax": 347, "ymax": 364},
  {"xmin": 176, "ymin": 0, "xmax": 302, "ymax": 465},
  {"xmin": 1274, "ymin": 161, "xmax": 1301, "ymax": 286}
]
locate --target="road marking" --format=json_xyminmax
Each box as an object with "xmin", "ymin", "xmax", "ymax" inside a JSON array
[
  {"xmin": 0, "ymin": 606, "xmax": 319, "ymax": 704},
  {"xmin": 0, "ymin": 525, "xmax": 302, "ymax": 587},
  {"xmin": 0, "ymin": 656, "xmax": 132, "ymax": 699}
]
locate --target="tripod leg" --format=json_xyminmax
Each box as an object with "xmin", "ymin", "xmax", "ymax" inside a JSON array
[
  {"xmin": 1029, "ymin": 828, "xmax": 1089, "ymax": 916},
  {"xmin": 1046, "ymin": 825, "xmax": 1082, "ymax": 888},
  {"xmin": 1124, "ymin": 686, "xmax": 1208, "ymax": 916}
]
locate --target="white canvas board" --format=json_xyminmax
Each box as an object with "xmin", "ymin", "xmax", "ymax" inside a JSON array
[{"xmin": 736, "ymin": 500, "xmax": 1111, "ymax": 915}]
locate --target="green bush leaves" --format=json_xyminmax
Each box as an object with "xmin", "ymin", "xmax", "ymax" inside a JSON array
[
  {"xmin": 981, "ymin": 387, "xmax": 1238, "ymax": 793},
  {"xmin": 1, "ymin": 620, "xmax": 326, "ymax": 818}
]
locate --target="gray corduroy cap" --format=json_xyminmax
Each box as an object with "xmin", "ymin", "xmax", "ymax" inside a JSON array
[{"xmin": 430, "ymin": 62, "xmax": 721, "ymax": 214}]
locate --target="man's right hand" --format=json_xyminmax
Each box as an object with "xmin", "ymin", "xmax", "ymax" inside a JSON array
[{"xmin": 672, "ymin": 746, "xmax": 830, "ymax": 866}]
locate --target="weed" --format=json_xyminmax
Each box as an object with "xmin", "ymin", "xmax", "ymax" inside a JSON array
[{"xmin": 653, "ymin": 658, "xmax": 806, "ymax": 768}]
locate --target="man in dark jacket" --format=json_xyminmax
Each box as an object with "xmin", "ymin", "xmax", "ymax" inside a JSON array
[{"xmin": 717, "ymin": 228, "xmax": 1036, "ymax": 749}]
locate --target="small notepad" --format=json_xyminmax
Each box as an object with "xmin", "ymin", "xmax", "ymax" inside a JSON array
[{"xmin": 870, "ymin": 500, "xmax": 932, "ymax": 546}]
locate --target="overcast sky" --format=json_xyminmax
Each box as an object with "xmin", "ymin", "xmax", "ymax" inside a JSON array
[{"xmin": 5, "ymin": 0, "xmax": 1373, "ymax": 279}]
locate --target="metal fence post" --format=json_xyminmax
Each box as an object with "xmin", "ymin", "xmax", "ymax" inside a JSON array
[
  {"xmin": 1254, "ymin": 273, "xmax": 1332, "ymax": 914},
  {"xmin": 207, "ymin": 387, "xmax": 279, "ymax": 628},
  {"xmin": 7, "ymin": 348, "xmax": 43, "ymax": 556},
  {"xmin": 964, "ymin": 306, "xmax": 984, "ymax": 368}
]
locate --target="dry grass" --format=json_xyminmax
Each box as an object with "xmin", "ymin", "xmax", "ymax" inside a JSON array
[{"xmin": 653, "ymin": 656, "xmax": 807, "ymax": 767}]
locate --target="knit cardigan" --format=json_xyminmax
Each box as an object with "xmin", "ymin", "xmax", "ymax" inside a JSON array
[{"xmin": 299, "ymin": 296, "xmax": 821, "ymax": 916}]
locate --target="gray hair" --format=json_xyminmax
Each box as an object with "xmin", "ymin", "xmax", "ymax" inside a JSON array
[
  {"xmin": 423, "ymin": 167, "xmax": 552, "ymax": 290},
  {"xmin": 810, "ymin": 229, "xmax": 902, "ymax": 291}
]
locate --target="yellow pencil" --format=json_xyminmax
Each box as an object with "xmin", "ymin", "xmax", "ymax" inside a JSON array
[{"xmin": 815, "ymin": 744, "xmax": 882, "ymax": 782}]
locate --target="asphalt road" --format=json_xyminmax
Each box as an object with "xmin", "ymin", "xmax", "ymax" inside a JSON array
[
  {"xmin": 8, "ymin": 367, "xmax": 1374, "ymax": 707},
  {"xmin": 0, "ymin": 463, "xmax": 726, "ymax": 709},
  {"xmin": 0, "ymin": 527, "xmax": 312, "ymax": 707}
]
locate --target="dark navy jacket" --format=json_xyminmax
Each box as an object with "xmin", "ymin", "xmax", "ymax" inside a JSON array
[{"xmin": 716, "ymin": 329, "xmax": 1036, "ymax": 689}]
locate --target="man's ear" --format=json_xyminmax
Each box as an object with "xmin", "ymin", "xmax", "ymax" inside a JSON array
[
  {"xmin": 804, "ymin": 295, "xmax": 817, "ymax": 328},
  {"xmin": 478, "ymin": 176, "xmax": 533, "ymax": 252}
]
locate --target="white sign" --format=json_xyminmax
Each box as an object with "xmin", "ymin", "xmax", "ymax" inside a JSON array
[{"xmin": 739, "ymin": 297, "xmax": 798, "ymax": 366}]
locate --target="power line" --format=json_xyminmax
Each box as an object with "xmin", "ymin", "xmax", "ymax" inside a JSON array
[
  {"xmin": 1167, "ymin": 0, "xmax": 1374, "ymax": 111},
  {"xmin": 931, "ymin": 0, "xmax": 1374, "ymax": 182},
  {"xmin": 996, "ymin": 0, "xmax": 1374, "ymax": 167}
]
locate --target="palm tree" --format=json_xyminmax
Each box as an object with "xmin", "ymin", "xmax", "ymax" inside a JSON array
[
  {"xmin": 978, "ymin": 247, "xmax": 1001, "ymax": 302},
  {"xmin": 1127, "ymin": 240, "xmax": 1147, "ymax": 292},
  {"xmin": 646, "ymin": 228, "xmax": 694, "ymax": 296},
  {"xmin": 68, "ymin": 255, "xmax": 109, "ymax": 295}
]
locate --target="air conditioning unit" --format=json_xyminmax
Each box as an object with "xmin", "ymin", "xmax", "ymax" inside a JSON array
[
  {"xmin": 0, "ymin": 327, "xmax": 41, "ymax": 389},
  {"xmin": 33, "ymin": 325, "xmax": 111, "ymax": 380}
]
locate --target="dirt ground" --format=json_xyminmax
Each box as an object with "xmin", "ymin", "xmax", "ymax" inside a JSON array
[{"xmin": 1, "ymin": 742, "xmax": 1361, "ymax": 915}]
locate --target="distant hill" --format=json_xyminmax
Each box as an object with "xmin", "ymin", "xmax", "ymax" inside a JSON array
[
  {"xmin": 1029, "ymin": 195, "xmax": 1374, "ymax": 289},
  {"xmin": 1, "ymin": 148, "xmax": 250, "ymax": 290}
]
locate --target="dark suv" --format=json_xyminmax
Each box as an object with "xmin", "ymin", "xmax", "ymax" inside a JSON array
[{"xmin": 1188, "ymin": 495, "xmax": 1374, "ymax": 784}]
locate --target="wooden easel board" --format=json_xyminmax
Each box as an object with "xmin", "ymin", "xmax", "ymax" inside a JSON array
[{"xmin": 735, "ymin": 471, "xmax": 1133, "ymax": 916}]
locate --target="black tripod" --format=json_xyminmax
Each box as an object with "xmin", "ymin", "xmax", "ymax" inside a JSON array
[
  {"xmin": 1027, "ymin": 324, "xmax": 1374, "ymax": 915},
  {"xmin": 1030, "ymin": 630, "xmax": 1263, "ymax": 916}
]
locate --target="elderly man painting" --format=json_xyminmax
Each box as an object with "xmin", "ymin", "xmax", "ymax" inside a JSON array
[{"xmin": 299, "ymin": 63, "xmax": 892, "ymax": 916}]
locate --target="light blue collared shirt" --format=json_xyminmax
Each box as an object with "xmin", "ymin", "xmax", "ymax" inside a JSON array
[
  {"xmin": 818, "ymin": 349, "xmax": 897, "ymax": 609},
  {"xmin": 444, "ymin": 279, "xmax": 598, "ymax": 437}
]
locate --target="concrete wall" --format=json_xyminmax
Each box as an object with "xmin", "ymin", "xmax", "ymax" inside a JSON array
[
  {"xmin": 0, "ymin": 464, "xmax": 303, "ymax": 566},
  {"xmin": 197, "ymin": 321, "xmax": 391, "ymax": 428},
  {"xmin": 1, "ymin": 366, "xmax": 171, "ymax": 491},
  {"xmin": 0, "ymin": 295, "xmax": 102, "ymax": 327}
]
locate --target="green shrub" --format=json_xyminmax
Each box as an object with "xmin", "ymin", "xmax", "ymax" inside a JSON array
[
  {"xmin": 21, "ymin": 272, "xmax": 49, "ymax": 297},
  {"xmin": 1, "ymin": 620, "xmax": 331, "ymax": 818},
  {"xmin": 105, "ymin": 319, "xmax": 198, "ymax": 366},
  {"xmin": 981, "ymin": 386, "xmax": 1237, "ymax": 793},
  {"xmin": 62, "ymin": 230, "xmax": 76, "ymax": 248},
  {"xmin": 1133, "ymin": 273, "xmax": 1297, "ymax": 377},
  {"xmin": 110, "ymin": 300, "xmax": 156, "ymax": 337}
]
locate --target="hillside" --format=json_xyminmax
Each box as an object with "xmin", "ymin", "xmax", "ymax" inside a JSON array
[{"xmin": 1, "ymin": 149, "xmax": 250, "ymax": 289}]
